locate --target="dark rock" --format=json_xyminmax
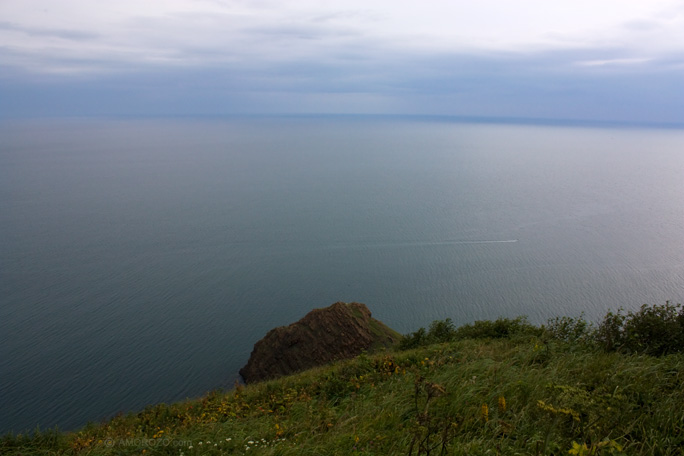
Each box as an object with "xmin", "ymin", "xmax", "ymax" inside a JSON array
[{"xmin": 239, "ymin": 302, "xmax": 400, "ymax": 383}]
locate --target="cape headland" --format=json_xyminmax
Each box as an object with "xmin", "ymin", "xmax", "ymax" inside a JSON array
[
  {"xmin": 239, "ymin": 301, "xmax": 401, "ymax": 383},
  {"xmin": 3, "ymin": 302, "xmax": 683, "ymax": 454}
]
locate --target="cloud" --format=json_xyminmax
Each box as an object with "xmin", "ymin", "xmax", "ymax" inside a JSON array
[
  {"xmin": 244, "ymin": 23, "xmax": 359, "ymax": 41},
  {"xmin": 0, "ymin": 0, "xmax": 682, "ymax": 121},
  {"xmin": 2, "ymin": 0, "xmax": 682, "ymax": 74},
  {"xmin": 576, "ymin": 58, "xmax": 652, "ymax": 67},
  {"xmin": 0, "ymin": 21, "xmax": 100, "ymax": 40}
]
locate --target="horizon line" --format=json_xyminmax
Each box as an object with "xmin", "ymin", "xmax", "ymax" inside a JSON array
[{"xmin": 1, "ymin": 113, "xmax": 683, "ymax": 130}]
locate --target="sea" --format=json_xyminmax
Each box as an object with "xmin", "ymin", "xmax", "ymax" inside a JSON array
[{"xmin": 1, "ymin": 115, "xmax": 683, "ymax": 434}]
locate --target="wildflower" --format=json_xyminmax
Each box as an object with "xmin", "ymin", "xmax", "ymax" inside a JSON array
[
  {"xmin": 568, "ymin": 441, "xmax": 590, "ymax": 455},
  {"xmin": 226, "ymin": 438, "xmax": 231, "ymax": 441},
  {"xmin": 498, "ymin": 396, "xmax": 507, "ymax": 413},
  {"xmin": 198, "ymin": 442, "xmax": 202, "ymax": 446},
  {"xmin": 427, "ymin": 382, "xmax": 446, "ymax": 397},
  {"xmin": 188, "ymin": 446, "xmax": 193, "ymax": 450},
  {"xmin": 480, "ymin": 403, "xmax": 489, "ymax": 422}
]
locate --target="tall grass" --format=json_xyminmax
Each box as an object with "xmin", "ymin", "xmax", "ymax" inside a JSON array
[{"xmin": 3, "ymin": 303, "xmax": 683, "ymax": 455}]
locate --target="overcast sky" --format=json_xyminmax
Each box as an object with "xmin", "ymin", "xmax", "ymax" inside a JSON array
[{"xmin": 1, "ymin": 0, "xmax": 683, "ymax": 122}]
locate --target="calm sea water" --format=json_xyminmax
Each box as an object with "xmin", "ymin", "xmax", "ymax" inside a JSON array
[{"xmin": 1, "ymin": 116, "xmax": 683, "ymax": 433}]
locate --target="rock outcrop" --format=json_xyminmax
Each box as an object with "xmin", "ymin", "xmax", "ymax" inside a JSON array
[{"xmin": 239, "ymin": 302, "xmax": 400, "ymax": 383}]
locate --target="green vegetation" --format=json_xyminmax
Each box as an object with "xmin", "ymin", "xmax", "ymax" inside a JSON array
[
  {"xmin": 3, "ymin": 303, "xmax": 684, "ymax": 455},
  {"xmin": 398, "ymin": 316, "xmax": 542, "ymax": 350}
]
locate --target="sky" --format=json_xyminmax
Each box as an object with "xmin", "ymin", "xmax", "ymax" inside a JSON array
[{"xmin": 1, "ymin": 0, "xmax": 683, "ymax": 122}]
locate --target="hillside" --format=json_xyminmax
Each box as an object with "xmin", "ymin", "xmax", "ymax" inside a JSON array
[{"xmin": 3, "ymin": 304, "xmax": 684, "ymax": 455}]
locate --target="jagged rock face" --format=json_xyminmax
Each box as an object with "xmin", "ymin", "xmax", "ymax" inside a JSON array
[{"xmin": 239, "ymin": 302, "xmax": 400, "ymax": 383}]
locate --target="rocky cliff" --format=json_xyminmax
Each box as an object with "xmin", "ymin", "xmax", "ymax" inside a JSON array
[{"xmin": 239, "ymin": 302, "xmax": 401, "ymax": 383}]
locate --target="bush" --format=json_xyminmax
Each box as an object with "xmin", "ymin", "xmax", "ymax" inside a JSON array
[
  {"xmin": 399, "ymin": 319, "xmax": 456, "ymax": 350},
  {"xmin": 593, "ymin": 309, "xmax": 625, "ymax": 352},
  {"xmin": 399, "ymin": 316, "xmax": 541, "ymax": 350},
  {"xmin": 400, "ymin": 303, "xmax": 684, "ymax": 356},
  {"xmin": 594, "ymin": 302, "xmax": 684, "ymax": 355},
  {"xmin": 427, "ymin": 318, "xmax": 457, "ymax": 342},
  {"xmin": 399, "ymin": 327, "xmax": 428, "ymax": 350},
  {"xmin": 544, "ymin": 314, "xmax": 593, "ymax": 343},
  {"xmin": 453, "ymin": 316, "xmax": 542, "ymax": 340}
]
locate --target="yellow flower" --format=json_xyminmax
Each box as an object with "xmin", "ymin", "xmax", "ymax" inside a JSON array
[
  {"xmin": 497, "ymin": 396, "xmax": 506, "ymax": 413},
  {"xmin": 568, "ymin": 441, "xmax": 589, "ymax": 455},
  {"xmin": 480, "ymin": 404, "xmax": 489, "ymax": 422}
]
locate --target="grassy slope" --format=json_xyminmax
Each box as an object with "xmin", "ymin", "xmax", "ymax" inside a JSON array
[{"xmin": 3, "ymin": 335, "xmax": 684, "ymax": 455}]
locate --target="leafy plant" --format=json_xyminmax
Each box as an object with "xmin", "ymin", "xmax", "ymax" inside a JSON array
[
  {"xmin": 595, "ymin": 302, "xmax": 684, "ymax": 355},
  {"xmin": 544, "ymin": 314, "xmax": 593, "ymax": 343},
  {"xmin": 452, "ymin": 316, "xmax": 541, "ymax": 340},
  {"xmin": 400, "ymin": 316, "xmax": 541, "ymax": 350}
]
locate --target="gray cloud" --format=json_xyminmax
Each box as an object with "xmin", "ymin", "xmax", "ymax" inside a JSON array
[
  {"xmin": 0, "ymin": 20, "xmax": 100, "ymax": 40},
  {"xmin": 3, "ymin": 40, "xmax": 681, "ymax": 124},
  {"xmin": 0, "ymin": 1, "xmax": 682, "ymax": 122},
  {"xmin": 310, "ymin": 9, "xmax": 383, "ymax": 24},
  {"xmin": 622, "ymin": 19, "xmax": 661, "ymax": 31},
  {"xmin": 243, "ymin": 23, "xmax": 360, "ymax": 43}
]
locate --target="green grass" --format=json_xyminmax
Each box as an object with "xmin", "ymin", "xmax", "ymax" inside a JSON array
[{"xmin": 4, "ymin": 308, "xmax": 684, "ymax": 455}]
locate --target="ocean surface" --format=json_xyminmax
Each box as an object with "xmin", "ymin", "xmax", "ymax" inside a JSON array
[{"xmin": 1, "ymin": 116, "xmax": 683, "ymax": 433}]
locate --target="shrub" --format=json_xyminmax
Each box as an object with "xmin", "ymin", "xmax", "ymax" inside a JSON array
[
  {"xmin": 399, "ymin": 319, "xmax": 457, "ymax": 350},
  {"xmin": 427, "ymin": 318, "xmax": 457, "ymax": 343},
  {"xmin": 399, "ymin": 327, "xmax": 429, "ymax": 350},
  {"xmin": 593, "ymin": 309, "xmax": 625, "ymax": 352},
  {"xmin": 544, "ymin": 314, "xmax": 593, "ymax": 343},
  {"xmin": 594, "ymin": 302, "xmax": 684, "ymax": 355},
  {"xmin": 400, "ymin": 303, "xmax": 684, "ymax": 357},
  {"xmin": 452, "ymin": 316, "xmax": 541, "ymax": 340},
  {"xmin": 399, "ymin": 316, "xmax": 541, "ymax": 350}
]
